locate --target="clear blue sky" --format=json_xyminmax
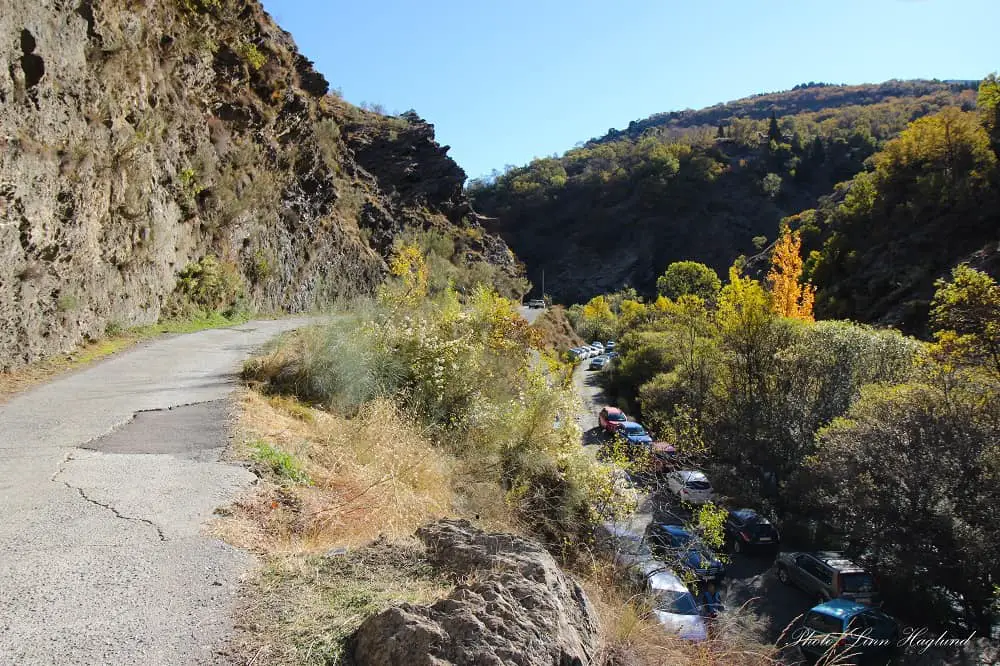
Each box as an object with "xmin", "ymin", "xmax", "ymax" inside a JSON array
[{"xmin": 261, "ymin": 0, "xmax": 998, "ymax": 181}]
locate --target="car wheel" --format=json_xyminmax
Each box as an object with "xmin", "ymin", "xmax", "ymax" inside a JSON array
[{"xmin": 777, "ymin": 565, "xmax": 790, "ymax": 585}]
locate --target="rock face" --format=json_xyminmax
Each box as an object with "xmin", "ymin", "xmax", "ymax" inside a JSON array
[
  {"xmin": 0, "ymin": 0, "xmax": 518, "ymax": 370},
  {"xmin": 352, "ymin": 519, "xmax": 600, "ymax": 666}
]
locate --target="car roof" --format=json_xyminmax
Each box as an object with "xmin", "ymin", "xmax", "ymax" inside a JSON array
[
  {"xmin": 812, "ymin": 599, "xmax": 869, "ymax": 618},
  {"xmin": 647, "ymin": 569, "xmax": 689, "ymax": 594},
  {"xmin": 731, "ymin": 508, "xmax": 769, "ymax": 523},
  {"xmin": 603, "ymin": 406, "xmax": 624, "ymax": 415},
  {"xmin": 659, "ymin": 524, "xmax": 692, "ymax": 537},
  {"xmin": 675, "ymin": 470, "xmax": 708, "ymax": 481},
  {"xmin": 811, "ymin": 552, "xmax": 865, "ymax": 571},
  {"xmin": 622, "ymin": 421, "xmax": 644, "ymax": 429}
]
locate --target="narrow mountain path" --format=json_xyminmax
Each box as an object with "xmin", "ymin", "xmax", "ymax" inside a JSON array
[{"xmin": 0, "ymin": 319, "xmax": 311, "ymax": 665}]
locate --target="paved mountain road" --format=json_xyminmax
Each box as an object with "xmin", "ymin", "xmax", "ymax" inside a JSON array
[{"xmin": 0, "ymin": 319, "xmax": 311, "ymax": 665}]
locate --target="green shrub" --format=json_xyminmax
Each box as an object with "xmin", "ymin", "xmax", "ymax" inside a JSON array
[
  {"xmin": 249, "ymin": 439, "xmax": 310, "ymax": 484},
  {"xmin": 244, "ymin": 274, "xmax": 614, "ymax": 542},
  {"xmin": 164, "ymin": 255, "xmax": 244, "ymax": 318},
  {"xmin": 238, "ymin": 41, "xmax": 267, "ymax": 71}
]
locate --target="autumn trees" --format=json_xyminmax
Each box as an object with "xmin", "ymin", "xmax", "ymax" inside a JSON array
[
  {"xmin": 805, "ymin": 93, "xmax": 1000, "ymax": 329},
  {"xmin": 597, "ymin": 262, "xmax": 1000, "ymax": 633},
  {"xmin": 767, "ymin": 226, "xmax": 815, "ymax": 321}
]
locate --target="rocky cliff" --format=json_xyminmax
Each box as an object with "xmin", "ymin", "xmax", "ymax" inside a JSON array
[{"xmin": 0, "ymin": 0, "xmax": 518, "ymax": 370}]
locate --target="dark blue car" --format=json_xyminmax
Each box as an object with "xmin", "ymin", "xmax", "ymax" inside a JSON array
[
  {"xmin": 618, "ymin": 421, "xmax": 653, "ymax": 446},
  {"xmin": 645, "ymin": 523, "xmax": 726, "ymax": 581},
  {"xmin": 795, "ymin": 599, "xmax": 899, "ymax": 664}
]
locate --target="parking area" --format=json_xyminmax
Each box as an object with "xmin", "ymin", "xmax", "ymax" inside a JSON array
[{"xmin": 574, "ymin": 362, "xmax": 821, "ymax": 652}]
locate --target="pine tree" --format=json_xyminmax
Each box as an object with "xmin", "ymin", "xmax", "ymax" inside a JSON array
[
  {"xmin": 767, "ymin": 226, "xmax": 815, "ymax": 321},
  {"xmin": 717, "ymin": 123, "xmax": 725, "ymax": 138},
  {"xmin": 768, "ymin": 111, "xmax": 782, "ymax": 144}
]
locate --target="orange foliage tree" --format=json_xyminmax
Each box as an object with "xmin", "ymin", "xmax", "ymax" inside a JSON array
[{"xmin": 767, "ymin": 226, "xmax": 816, "ymax": 321}]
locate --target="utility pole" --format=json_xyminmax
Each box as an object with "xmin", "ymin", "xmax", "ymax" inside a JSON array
[{"xmin": 542, "ymin": 269, "xmax": 545, "ymax": 304}]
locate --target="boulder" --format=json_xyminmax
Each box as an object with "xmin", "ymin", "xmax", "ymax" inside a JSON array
[{"xmin": 352, "ymin": 519, "xmax": 599, "ymax": 666}]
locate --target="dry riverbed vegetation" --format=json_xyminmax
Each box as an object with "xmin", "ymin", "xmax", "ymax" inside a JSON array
[{"xmin": 216, "ymin": 243, "xmax": 778, "ymax": 665}]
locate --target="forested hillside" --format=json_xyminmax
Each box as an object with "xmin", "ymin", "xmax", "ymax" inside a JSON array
[
  {"xmin": 799, "ymin": 76, "xmax": 1000, "ymax": 332},
  {"xmin": 470, "ymin": 80, "xmax": 980, "ymax": 308}
]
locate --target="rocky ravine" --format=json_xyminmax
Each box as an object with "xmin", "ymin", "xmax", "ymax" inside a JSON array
[
  {"xmin": 352, "ymin": 519, "xmax": 600, "ymax": 666},
  {"xmin": 0, "ymin": 0, "xmax": 519, "ymax": 370}
]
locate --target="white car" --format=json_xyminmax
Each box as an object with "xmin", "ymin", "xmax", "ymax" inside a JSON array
[
  {"xmin": 647, "ymin": 569, "xmax": 709, "ymax": 642},
  {"xmin": 666, "ymin": 470, "xmax": 716, "ymax": 505},
  {"xmin": 581, "ymin": 345, "xmax": 598, "ymax": 358},
  {"xmin": 590, "ymin": 341, "xmax": 605, "ymax": 352},
  {"xmin": 595, "ymin": 522, "xmax": 708, "ymax": 643}
]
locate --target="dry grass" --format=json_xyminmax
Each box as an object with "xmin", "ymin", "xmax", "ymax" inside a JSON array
[
  {"xmin": 531, "ymin": 305, "xmax": 584, "ymax": 352},
  {"xmin": 216, "ymin": 390, "xmax": 458, "ymax": 554},
  {"xmin": 229, "ymin": 538, "xmax": 452, "ymax": 666},
  {"xmin": 581, "ymin": 563, "xmax": 781, "ymax": 666}
]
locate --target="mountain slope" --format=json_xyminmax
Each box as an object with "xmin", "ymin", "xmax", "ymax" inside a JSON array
[
  {"xmin": 470, "ymin": 81, "xmax": 978, "ymax": 304},
  {"xmin": 0, "ymin": 0, "xmax": 520, "ymax": 370}
]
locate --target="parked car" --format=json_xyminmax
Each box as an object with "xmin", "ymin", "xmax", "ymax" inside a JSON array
[
  {"xmin": 723, "ymin": 508, "xmax": 780, "ymax": 555},
  {"xmin": 646, "ymin": 569, "xmax": 709, "ymax": 642},
  {"xmin": 595, "ymin": 521, "xmax": 657, "ymax": 570},
  {"xmin": 595, "ymin": 523, "xmax": 708, "ymax": 642},
  {"xmin": 648, "ymin": 442, "xmax": 677, "ymax": 474},
  {"xmin": 665, "ymin": 470, "xmax": 716, "ymax": 505},
  {"xmin": 581, "ymin": 345, "xmax": 599, "ymax": 358},
  {"xmin": 794, "ymin": 599, "xmax": 899, "ymax": 665},
  {"xmin": 605, "ymin": 341, "xmax": 616, "ymax": 351},
  {"xmin": 645, "ymin": 523, "xmax": 726, "ymax": 582},
  {"xmin": 590, "ymin": 341, "xmax": 605, "ymax": 351},
  {"xmin": 588, "ymin": 355, "xmax": 609, "ymax": 371},
  {"xmin": 598, "ymin": 407, "xmax": 628, "ymax": 433},
  {"xmin": 527, "ymin": 299, "xmax": 546, "ymax": 309},
  {"xmin": 775, "ymin": 551, "xmax": 879, "ymax": 605},
  {"xmin": 618, "ymin": 421, "xmax": 653, "ymax": 447}
]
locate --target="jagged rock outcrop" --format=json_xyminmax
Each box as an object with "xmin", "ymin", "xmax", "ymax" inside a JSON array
[
  {"xmin": 352, "ymin": 519, "xmax": 600, "ymax": 666},
  {"xmin": 0, "ymin": 0, "xmax": 518, "ymax": 370}
]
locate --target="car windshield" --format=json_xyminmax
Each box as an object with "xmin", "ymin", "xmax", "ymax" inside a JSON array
[
  {"xmin": 607, "ymin": 411, "xmax": 625, "ymax": 422},
  {"xmin": 841, "ymin": 573, "xmax": 876, "ymax": 593},
  {"xmin": 803, "ymin": 611, "xmax": 844, "ymax": 635},
  {"xmin": 655, "ymin": 590, "xmax": 700, "ymax": 615},
  {"xmin": 686, "ymin": 480, "xmax": 711, "ymax": 490},
  {"xmin": 624, "ymin": 424, "xmax": 646, "ymax": 435}
]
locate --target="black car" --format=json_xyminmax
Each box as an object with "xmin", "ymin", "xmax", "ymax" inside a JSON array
[{"xmin": 723, "ymin": 508, "xmax": 780, "ymax": 555}]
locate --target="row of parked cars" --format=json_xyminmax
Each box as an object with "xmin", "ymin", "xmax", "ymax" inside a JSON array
[
  {"xmin": 595, "ymin": 403, "xmax": 898, "ymax": 663},
  {"xmin": 569, "ymin": 340, "xmax": 615, "ymax": 361}
]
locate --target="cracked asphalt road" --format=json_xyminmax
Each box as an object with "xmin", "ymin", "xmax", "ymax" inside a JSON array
[{"xmin": 0, "ymin": 319, "xmax": 310, "ymax": 665}]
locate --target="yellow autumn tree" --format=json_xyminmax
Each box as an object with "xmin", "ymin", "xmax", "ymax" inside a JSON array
[
  {"xmin": 382, "ymin": 242, "xmax": 428, "ymax": 307},
  {"xmin": 767, "ymin": 226, "xmax": 816, "ymax": 321}
]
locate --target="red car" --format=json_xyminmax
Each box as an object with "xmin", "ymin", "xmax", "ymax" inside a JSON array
[
  {"xmin": 598, "ymin": 407, "xmax": 628, "ymax": 433},
  {"xmin": 649, "ymin": 442, "xmax": 678, "ymax": 474}
]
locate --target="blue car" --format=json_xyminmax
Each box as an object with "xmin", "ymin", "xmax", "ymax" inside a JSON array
[
  {"xmin": 645, "ymin": 523, "xmax": 726, "ymax": 581},
  {"xmin": 796, "ymin": 599, "xmax": 899, "ymax": 664},
  {"xmin": 618, "ymin": 421, "xmax": 653, "ymax": 447}
]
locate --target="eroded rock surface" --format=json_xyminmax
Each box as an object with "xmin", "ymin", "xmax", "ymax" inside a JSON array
[{"xmin": 353, "ymin": 519, "xmax": 600, "ymax": 666}]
